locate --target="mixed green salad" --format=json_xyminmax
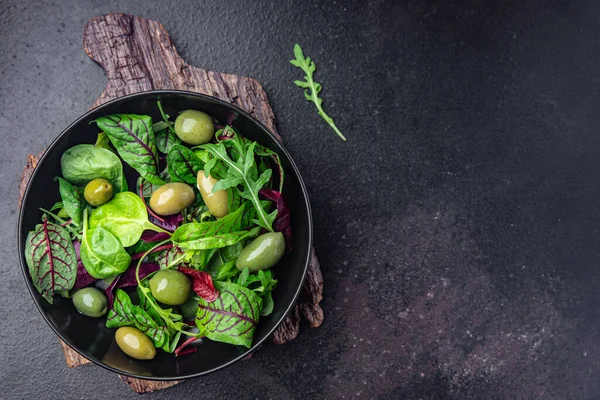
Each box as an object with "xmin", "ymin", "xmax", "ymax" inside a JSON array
[{"xmin": 24, "ymin": 102, "xmax": 291, "ymax": 360}]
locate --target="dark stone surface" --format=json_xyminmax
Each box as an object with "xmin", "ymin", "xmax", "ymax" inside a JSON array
[{"xmin": 2, "ymin": 0, "xmax": 600, "ymax": 398}]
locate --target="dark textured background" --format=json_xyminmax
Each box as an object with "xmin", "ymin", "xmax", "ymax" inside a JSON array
[{"xmin": 2, "ymin": 0, "xmax": 600, "ymax": 399}]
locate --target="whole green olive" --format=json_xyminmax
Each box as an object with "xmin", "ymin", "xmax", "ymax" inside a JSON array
[
  {"xmin": 149, "ymin": 182, "xmax": 195, "ymax": 216},
  {"xmin": 149, "ymin": 269, "xmax": 192, "ymax": 306},
  {"xmin": 84, "ymin": 178, "xmax": 113, "ymax": 206},
  {"xmin": 174, "ymin": 110, "xmax": 215, "ymax": 145},
  {"xmin": 115, "ymin": 327, "xmax": 156, "ymax": 360},
  {"xmin": 72, "ymin": 287, "xmax": 108, "ymax": 318},
  {"xmin": 197, "ymin": 170, "xmax": 228, "ymax": 218},
  {"xmin": 236, "ymin": 232, "xmax": 285, "ymax": 272}
]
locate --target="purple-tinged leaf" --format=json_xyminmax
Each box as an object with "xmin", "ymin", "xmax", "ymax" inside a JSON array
[
  {"xmin": 72, "ymin": 240, "xmax": 97, "ymax": 289},
  {"xmin": 24, "ymin": 219, "xmax": 77, "ymax": 303},
  {"xmin": 179, "ymin": 266, "xmax": 219, "ymax": 301},
  {"xmin": 259, "ymin": 189, "xmax": 293, "ymax": 252},
  {"xmin": 149, "ymin": 213, "xmax": 183, "ymax": 232},
  {"xmin": 157, "ymin": 246, "xmax": 187, "ymax": 269},
  {"xmin": 105, "ymin": 262, "xmax": 160, "ymax": 307},
  {"xmin": 141, "ymin": 230, "xmax": 171, "ymax": 242}
]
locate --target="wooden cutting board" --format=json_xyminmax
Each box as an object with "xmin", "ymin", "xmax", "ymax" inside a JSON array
[{"xmin": 18, "ymin": 13, "xmax": 324, "ymax": 394}]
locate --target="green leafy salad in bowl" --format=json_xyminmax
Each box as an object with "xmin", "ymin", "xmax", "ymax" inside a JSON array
[{"xmin": 23, "ymin": 100, "xmax": 292, "ymax": 360}]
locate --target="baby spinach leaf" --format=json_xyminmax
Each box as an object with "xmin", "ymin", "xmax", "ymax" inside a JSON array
[
  {"xmin": 89, "ymin": 192, "xmax": 164, "ymax": 247},
  {"xmin": 195, "ymin": 281, "xmax": 262, "ymax": 348},
  {"xmin": 198, "ymin": 140, "xmax": 277, "ymax": 232},
  {"xmin": 81, "ymin": 209, "xmax": 131, "ymax": 279},
  {"xmin": 94, "ymin": 132, "xmax": 114, "ymax": 152},
  {"xmin": 167, "ymin": 145, "xmax": 203, "ymax": 185},
  {"xmin": 24, "ymin": 218, "xmax": 77, "ymax": 303},
  {"xmin": 56, "ymin": 177, "xmax": 84, "ymax": 227},
  {"xmin": 106, "ymin": 289, "xmax": 170, "ymax": 350},
  {"xmin": 156, "ymin": 128, "xmax": 181, "ymax": 154},
  {"xmin": 72, "ymin": 240, "xmax": 97, "ymax": 289},
  {"xmin": 60, "ymin": 144, "xmax": 125, "ymax": 193},
  {"xmin": 95, "ymin": 114, "xmax": 164, "ymax": 185}
]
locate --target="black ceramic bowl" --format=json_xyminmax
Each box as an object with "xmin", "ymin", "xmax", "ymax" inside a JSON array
[{"xmin": 17, "ymin": 90, "xmax": 312, "ymax": 380}]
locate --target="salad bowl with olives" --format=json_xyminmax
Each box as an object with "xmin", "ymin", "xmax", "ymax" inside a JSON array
[{"xmin": 18, "ymin": 91, "xmax": 312, "ymax": 379}]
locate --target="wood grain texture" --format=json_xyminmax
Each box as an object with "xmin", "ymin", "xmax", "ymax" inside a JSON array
[{"xmin": 18, "ymin": 13, "xmax": 323, "ymax": 393}]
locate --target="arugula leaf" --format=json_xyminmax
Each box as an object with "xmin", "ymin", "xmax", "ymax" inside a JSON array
[
  {"xmin": 89, "ymin": 192, "xmax": 166, "ymax": 247},
  {"xmin": 290, "ymin": 44, "xmax": 346, "ymax": 141},
  {"xmin": 167, "ymin": 144, "xmax": 204, "ymax": 184},
  {"xmin": 236, "ymin": 267, "xmax": 250, "ymax": 286},
  {"xmin": 24, "ymin": 218, "xmax": 77, "ymax": 303},
  {"xmin": 198, "ymin": 140, "xmax": 277, "ymax": 231},
  {"xmin": 80, "ymin": 209, "xmax": 131, "ymax": 279},
  {"xmin": 196, "ymin": 281, "xmax": 262, "ymax": 348},
  {"xmin": 95, "ymin": 114, "xmax": 165, "ymax": 185},
  {"xmin": 107, "ymin": 289, "xmax": 171, "ymax": 351},
  {"xmin": 56, "ymin": 177, "xmax": 84, "ymax": 226}
]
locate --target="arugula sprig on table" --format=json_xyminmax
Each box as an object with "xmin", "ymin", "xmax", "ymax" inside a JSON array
[{"xmin": 290, "ymin": 43, "xmax": 346, "ymax": 141}]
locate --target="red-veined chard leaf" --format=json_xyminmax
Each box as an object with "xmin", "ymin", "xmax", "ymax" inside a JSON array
[
  {"xmin": 156, "ymin": 128, "xmax": 181, "ymax": 154},
  {"xmin": 95, "ymin": 114, "xmax": 165, "ymax": 185},
  {"xmin": 106, "ymin": 289, "xmax": 171, "ymax": 351},
  {"xmin": 167, "ymin": 144, "xmax": 204, "ymax": 185},
  {"xmin": 171, "ymin": 205, "xmax": 260, "ymax": 250},
  {"xmin": 156, "ymin": 246, "xmax": 187, "ymax": 269},
  {"xmin": 195, "ymin": 281, "xmax": 262, "ymax": 348},
  {"xmin": 149, "ymin": 212, "xmax": 183, "ymax": 232},
  {"xmin": 178, "ymin": 266, "xmax": 219, "ymax": 301},
  {"xmin": 24, "ymin": 218, "xmax": 77, "ymax": 303}
]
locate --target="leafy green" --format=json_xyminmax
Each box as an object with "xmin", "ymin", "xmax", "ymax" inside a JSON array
[
  {"xmin": 80, "ymin": 209, "xmax": 131, "ymax": 279},
  {"xmin": 290, "ymin": 44, "xmax": 346, "ymax": 141},
  {"xmin": 107, "ymin": 289, "xmax": 174, "ymax": 352},
  {"xmin": 172, "ymin": 205, "xmax": 260, "ymax": 250},
  {"xmin": 60, "ymin": 144, "xmax": 125, "ymax": 192},
  {"xmin": 195, "ymin": 281, "xmax": 262, "ymax": 348},
  {"xmin": 167, "ymin": 144, "xmax": 203, "ymax": 184},
  {"xmin": 198, "ymin": 140, "xmax": 276, "ymax": 231},
  {"xmin": 94, "ymin": 132, "xmax": 114, "ymax": 152},
  {"xmin": 156, "ymin": 128, "xmax": 181, "ymax": 154},
  {"xmin": 56, "ymin": 177, "xmax": 84, "ymax": 226},
  {"xmin": 24, "ymin": 218, "xmax": 77, "ymax": 303},
  {"xmin": 89, "ymin": 192, "xmax": 166, "ymax": 247},
  {"xmin": 95, "ymin": 114, "xmax": 164, "ymax": 185}
]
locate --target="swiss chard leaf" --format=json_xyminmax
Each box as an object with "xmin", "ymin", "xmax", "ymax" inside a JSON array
[
  {"xmin": 156, "ymin": 128, "xmax": 181, "ymax": 154},
  {"xmin": 56, "ymin": 177, "xmax": 84, "ymax": 226},
  {"xmin": 259, "ymin": 189, "xmax": 293, "ymax": 252},
  {"xmin": 24, "ymin": 218, "xmax": 77, "ymax": 303},
  {"xmin": 167, "ymin": 145, "xmax": 203, "ymax": 185},
  {"xmin": 95, "ymin": 114, "xmax": 164, "ymax": 185},
  {"xmin": 80, "ymin": 209, "xmax": 131, "ymax": 279},
  {"xmin": 60, "ymin": 144, "xmax": 125, "ymax": 193},
  {"xmin": 172, "ymin": 205, "xmax": 259, "ymax": 250},
  {"xmin": 198, "ymin": 140, "xmax": 276, "ymax": 232},
  {"xmin": 157, "ymin": 246, "xmax": 187, "ymax": 269},
  {"xmin": 195, "ymin": 281, "xmax": 262, "ymax": 348},
  {"xmin": 89, "ymin": 192, "xmax": 163, "ymax": 247},
  {"xmin": 106, "ymin": 289, "xmax": 170, "ymax": 350}
]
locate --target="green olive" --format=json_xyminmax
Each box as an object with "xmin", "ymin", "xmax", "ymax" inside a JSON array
[
  {"xmin": 84, "ymin": 178, "xmax": 113, "ymax": 206},
  {"xmin": 149, "ymin": 269, "xmax": 192, "ymax": 306},
  {"xmin": 174, "ymin": 110, "xmax": 215, "ymax": 145},
  {"xmin": 197, "ymin": 170, "xmax": 228, "ymax": 218},
  {"xmin": 149, "ymin": 182, "xmax": 195, "ymax": 216},
  {"xmin": 115, "ymin": 327, "xmax": 156, "ymax": 360},
  {"xmin": 72, "ymin": 287, "xmax": 108, "ymax": 318},
  {"xmin": 236, "ymin": 232, "xmax": 285, "ymax": 272}
]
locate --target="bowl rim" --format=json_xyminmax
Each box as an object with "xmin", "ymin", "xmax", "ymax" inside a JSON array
[{"xmin": 17, "ymin": 89, "xmax": 313, "ymax": 381}]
